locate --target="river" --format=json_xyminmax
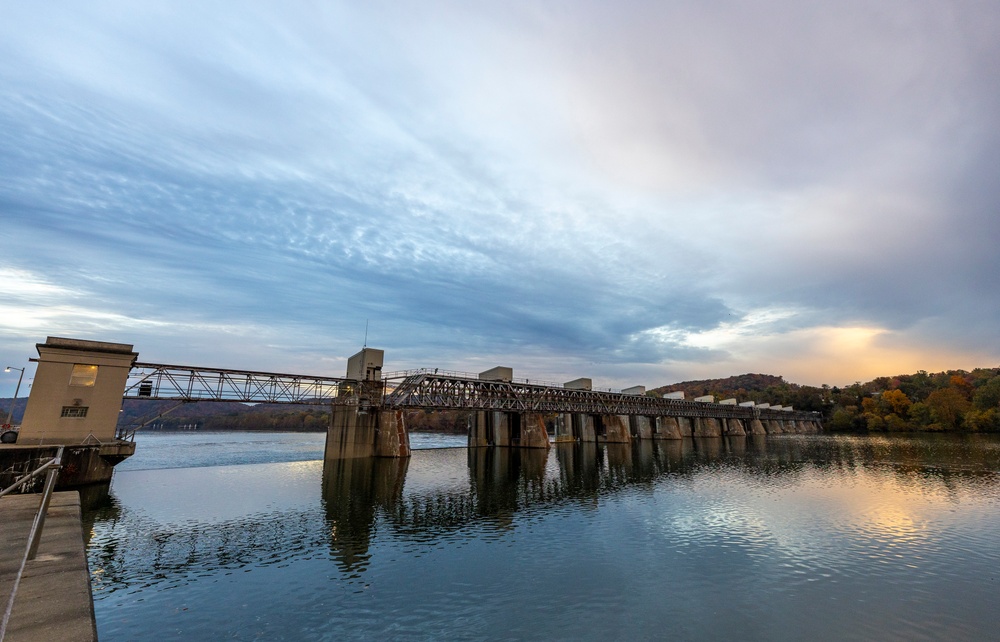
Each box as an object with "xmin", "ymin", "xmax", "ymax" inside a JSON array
[{"xmin": 83, "ymin": 432, "xmax": 1000, "ymax": 640}]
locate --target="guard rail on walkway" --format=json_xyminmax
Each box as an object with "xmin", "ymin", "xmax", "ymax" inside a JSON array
[{"xmin": 1, "ymin": 447, "xmax": 63, "ymax": 641}]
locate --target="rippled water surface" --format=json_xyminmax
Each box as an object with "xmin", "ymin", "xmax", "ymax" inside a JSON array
[{"xmin": 85, "ymin": 433, "xmax": 1000, "ymax": 640}]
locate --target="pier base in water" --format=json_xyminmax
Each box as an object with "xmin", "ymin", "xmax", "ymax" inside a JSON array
[
  {"xmin": 325, "ymin": 406, "xmax": 411, "ymax": 460},
  {"xmin": 468, "ymin": 411, "xmax": 551, "ymax": 449}
]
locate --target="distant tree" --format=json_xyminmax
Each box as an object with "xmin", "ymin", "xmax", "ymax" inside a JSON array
[
  {"xmin": 949, "ymin": 375, "xmax": 975, "ymax": 400},
  {"xmin": 908, "ymin": 402, "xmax": 933, "ymax": 427},
  {"xmin": 973, "ymin": 376, "xmax": 1000, "ymax": 411},
  {"xmin": 828, "ymin": 409, "xmax": 856, "ymax": 432},
  {"xmin": 965, "ymin": 408, "xmax": 1000, "ymax": 432},
  {"xmin": 925, "ymin": 387, "xmax": 971, "ymax": 430},
  {"xmin": 881, "ymin": 390, "xmax": 912, "ymax": 418}
]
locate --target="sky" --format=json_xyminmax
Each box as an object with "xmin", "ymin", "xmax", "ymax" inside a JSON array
[{"xmin": 2, "ymin": 1, "xmax": 999, "ymax": 396}]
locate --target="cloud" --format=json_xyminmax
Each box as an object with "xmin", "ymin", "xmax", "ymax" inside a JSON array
[{"xmin": 1, "ymin": 1, "xmax": 999, "ymax": 387}]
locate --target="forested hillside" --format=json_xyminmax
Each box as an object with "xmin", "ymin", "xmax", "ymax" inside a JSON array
[
  {"xmin": 823, "ymin": 368, "xmax": 1000, "ymax": 432},
  {"xmin": 652, "ymin": 368, "xmax": 1000, "ymax": 433}
]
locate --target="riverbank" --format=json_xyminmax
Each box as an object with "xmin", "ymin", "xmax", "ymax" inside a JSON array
[{"xmin": 0, "ymin": 492, "xmax": 97, "ymax": 642}]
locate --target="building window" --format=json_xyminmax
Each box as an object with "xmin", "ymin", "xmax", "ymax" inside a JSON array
[
  {"xmin": 69, "ymin": 364, "xmax": 98, "ymax": 386},
  {"xmin": 61, "ymin": 406, "xmax": 89, "ymax": 418}
]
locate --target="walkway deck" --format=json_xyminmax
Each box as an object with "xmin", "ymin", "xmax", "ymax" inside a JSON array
[{"xmin": 0, "ymin": 492, "xmax": 97, "ymax": 642}]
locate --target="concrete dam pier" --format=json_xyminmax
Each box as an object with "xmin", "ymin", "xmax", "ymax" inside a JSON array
[{"xmin": 326, "ymin": 354, "xmax": 822, "ymax": 460}]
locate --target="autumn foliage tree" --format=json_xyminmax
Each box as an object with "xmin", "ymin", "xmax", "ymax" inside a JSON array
[
  {"xmin": 829, "ymin": 368, "xmax": 1000, "ymax": 433},
  {"xmin": 924, "ymin": 387, "xmax": 971, "ymax": 430},
  {"xmin": 862, "ymin": 389, "xmax": 912, "ymax": 431}
]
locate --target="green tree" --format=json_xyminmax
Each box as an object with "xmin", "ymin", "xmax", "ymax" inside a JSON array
[
  {"xmin": 973, "ymin": 376, "xmax": 1000, "ymax": 411},
  {"xmin": 965, "ymin": 408, "xmax": 1000, "ymax": 432},
  {"xmin": 908, "ymin": 401, "xmax": 933, "ymax": 426}
]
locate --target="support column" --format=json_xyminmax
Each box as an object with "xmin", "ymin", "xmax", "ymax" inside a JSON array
[
  {"xmin": 518, "ymin": 413, "xmax": 552, "ymax": 449},
  {"xmin": 693, "ymin": 417, "xmax": 722, "ymax": 437},
  {"xmin": 375, "ymin": 409, "xmax": 411, "ymax": 457},
  {"xmin": 748, "ymin": 418, "xmax": 767, "ymax": 435},
  {"xmin": 326, "ymin": 406, "xmax": 411, "ymax": 460},
  {"xmin": 724, "ymin": 418, "xmax": 747, "ymax": 436},
  {"xmin": 553, "ymin": 413, "xmax": 576, "ymax": 443},
  {"xmin": 326, "ymin": 405, "xmax": 376, "ymax": 460},
  {"xmin": 598, "ymin": 415, "xmax": 631, "ymax": 443},
  {"xmin": 492, "ymin": 412, "xmax": 511, "ymax": 446},
  {"xmin": 654, "ymin": 416, "xmax": 683, "ymax": 440},
  {"xmin": 630, "ymin": 416, "xmax": 653, "ymax": 440},
  {"xmin": 469, "ymin": 411, "xmax": 490, "ymax": 447},
  {"xmin": 575, "ymin": 414, "xmax": 597, "ymax": 442},
  {"xmin": 676, "ymin": 417, "xmax": 694, "ymax": 437}
]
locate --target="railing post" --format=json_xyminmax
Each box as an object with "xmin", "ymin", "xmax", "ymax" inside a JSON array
[{"xmin": 26, "ymin": 447, "xmax": 63, "ymax": 561}]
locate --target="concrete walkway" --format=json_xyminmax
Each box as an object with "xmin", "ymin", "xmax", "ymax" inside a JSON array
[{"xmin": 0, "ymin": 492, "xmax": 97, "ymax": 642}]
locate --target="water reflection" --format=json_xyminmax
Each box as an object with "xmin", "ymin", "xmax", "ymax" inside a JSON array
[
  {"xmin": 86, "ymin": 433, "xmax": 1000, "ymax": 640},
  {"xmin": 312, "ymin": 435, "xmax": 1000, "ymax": 576},
  {"xmin": 321, "ymin": 457, "xmax": 408, "ymax": 574}
]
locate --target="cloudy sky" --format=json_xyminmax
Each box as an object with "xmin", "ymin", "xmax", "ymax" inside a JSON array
[{"xmin": 2, "ymin": 1, "xmax": 999, "ymax": 395}]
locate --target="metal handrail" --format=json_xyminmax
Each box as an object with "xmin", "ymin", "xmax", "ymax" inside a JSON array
[
  {"xmin": 1, "ymin": 447, "xmax": 63, "ymax": 641},
  {"xmin": 0, "ymin": 454, "xmax": 59, "ymax": 499}
]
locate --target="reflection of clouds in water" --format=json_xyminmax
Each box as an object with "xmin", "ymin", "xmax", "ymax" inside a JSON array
[
  {"xmin": 647, "ymin": 458, "xmax": 997, "ymax": 590},
  {"xmin": 855, "ymin": 504, "xmax": 925, "ymax": 546},
  {"xmin": 111, "ymin": 460, "xmax": 323, "ymax": 524},
  {"xmin": 85, "ymin": 434, "xmax": 1000, "ymax": 641}
]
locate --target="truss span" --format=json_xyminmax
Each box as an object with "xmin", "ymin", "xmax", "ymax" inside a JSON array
[
  {"xmin": 123, "ymin": 364, "xmax": 820, "ymax": 421},
  {"xmin": 124, "ymin": 362, "xmax": 355, "ymax": 405},
  {"xmin": 383, "ymin": 373, "xmax": 821, "ymax": 421}
]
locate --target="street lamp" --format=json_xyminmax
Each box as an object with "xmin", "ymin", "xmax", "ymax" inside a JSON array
[{"xmin": 4, "ymin": 366, "xmax": 25, "ymax": 428}]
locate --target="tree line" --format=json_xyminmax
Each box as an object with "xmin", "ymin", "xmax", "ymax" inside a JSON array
[
  {"xmin": 653, "ymin": 368, "xmax": 1000, "ymax": 433},
  {"xmin": 825, "ymin": 368, "xmax": 1000, "ymax": 433}
]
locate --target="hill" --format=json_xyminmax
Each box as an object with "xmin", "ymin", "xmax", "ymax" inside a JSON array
[{"xmin": 650, "ymin": 373, "xmax": 825, "ymax": 412}]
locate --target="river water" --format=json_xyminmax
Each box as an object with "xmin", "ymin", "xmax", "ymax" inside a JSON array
[{"xmin": 83, "ymin": 432, "xmax": 1000, "ymax": 640}]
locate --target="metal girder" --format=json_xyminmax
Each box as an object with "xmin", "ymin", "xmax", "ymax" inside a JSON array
[
  {"xmin": 123, "ymin": 363, "xmax": 820, "ymax": 422},
  {"xmin": 382, "ymin": 374, "xmax": 821, "ymax": 421},
  {"xmin": 124, "ymin": 362, "xmax": 354, "ymax": 404}
]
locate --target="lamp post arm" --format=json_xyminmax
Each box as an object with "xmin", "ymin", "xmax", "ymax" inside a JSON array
[{"xmin": 4, "ymin": 367, "xmax": 25, "ymax": 427}]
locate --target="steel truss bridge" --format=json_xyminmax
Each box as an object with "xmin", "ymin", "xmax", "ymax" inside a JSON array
[
  {"xmin": 124, "ymin": 362, "xmax": 350, "ymax": 404},
  {"xmin": 124, "ymin": 363, "xmax": 820, "ymax": 422},
  {"xmin": 383, "ymin": 372, "xmax": 818, "ymax": 421}
]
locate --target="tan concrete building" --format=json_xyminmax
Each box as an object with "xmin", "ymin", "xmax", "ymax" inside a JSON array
[
  {"xmin": 346, "ymin": 348, "xmax": 384, "ymax": 381},
  {"xmin": 18, "ymin": 337, "xmax": 137, "ymax": 445}
]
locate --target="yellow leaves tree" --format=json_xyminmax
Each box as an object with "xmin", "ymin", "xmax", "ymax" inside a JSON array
[
  {"xmin": 925, "ymin": 387, "xmax": 971, "ymax": 430},
  {"xmin": 862, "ymin": 390, "xmax": 912, "ymax": 431}
]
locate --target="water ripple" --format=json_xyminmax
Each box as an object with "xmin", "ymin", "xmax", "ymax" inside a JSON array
[{"xmin": 86, "ymin": 434, "xmax": 1000, "ymax": 641}]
